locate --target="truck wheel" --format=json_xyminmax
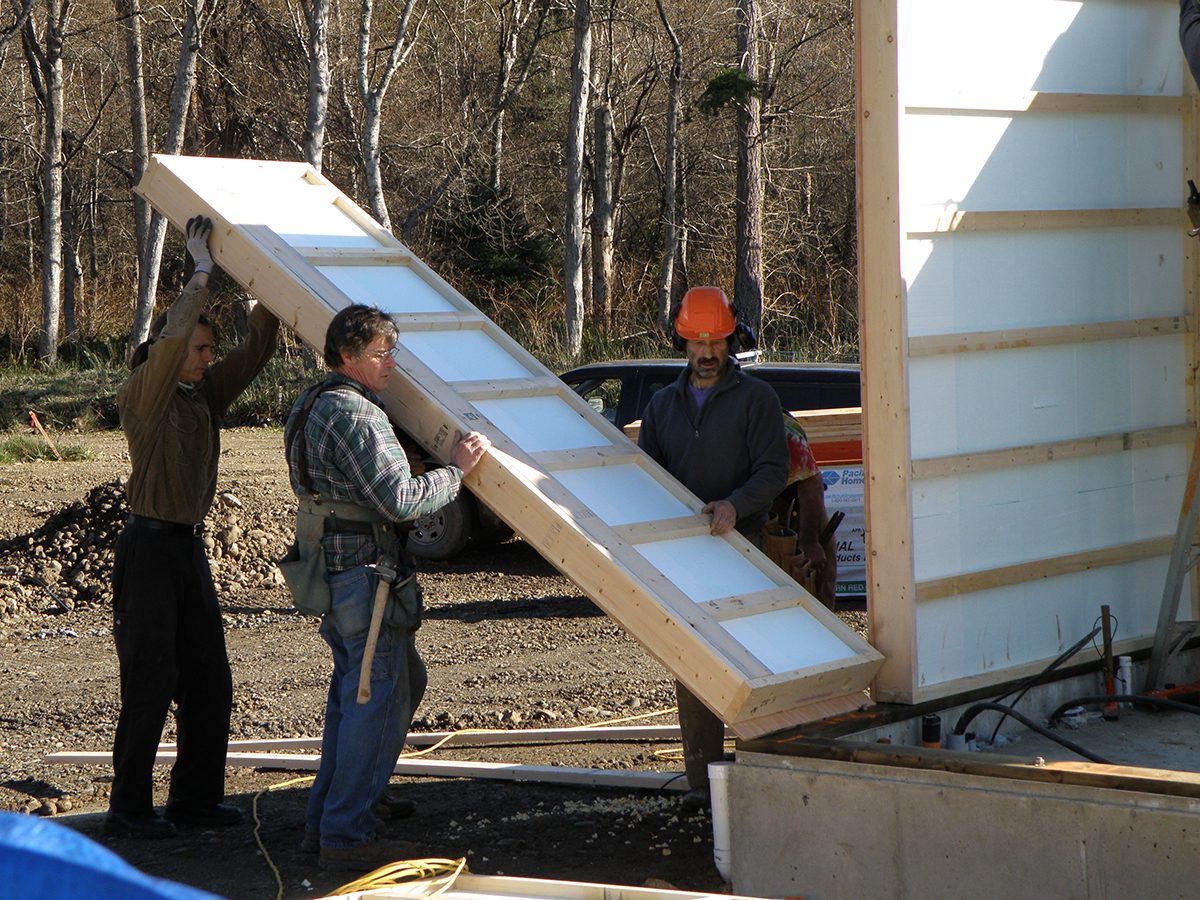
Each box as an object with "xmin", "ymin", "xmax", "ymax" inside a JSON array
[{"xmin": 407, "ymin": 493, "xmax": 474, "ymax": 560}]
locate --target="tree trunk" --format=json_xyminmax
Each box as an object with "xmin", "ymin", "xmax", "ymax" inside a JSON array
[
  {"xmin": 490, "ymin": 0, "xmax": 526, "ymax": 192},
  {"xmin": 120, "ymin": 0, "xmax": 208, "ymax": 352},
  {"xmin": 24, "ymin": 0, "xmax": 68, "ymax": 363},
  {"xmin": 403, "ymin": 0, "xmax": 549, "ymax": 240},
  {"xmin": 591, "ymin": 104, "xmax": 613, "ymax": 331},
  {"xmin": 734, "ymin": 0, "xmax": 763, "ymax": 339},
  {"xmin": 0, "ymin": 0, "xmax": 33, "ymax": 56},
  {"xmin": 674, "ymin": 153, "xmax": 689, "ymax": 307},
  {"xmin": 357, "ymin": 0, "xmax": 419, "ymax": 233},
  {"xmin": 301, "ymin": 0, "xmax": 330, "ymax": 171},
  {"xmin": 116, "ymin": 0, "xmax": 154, "ymax": 351},
  {"xmin": 653, "ymin": 0, "xmax": 681, "ymax": 330},
  {"xmin": 62, "ymin": 160, "xmax": 79, "ymax": 341},
  {"xmin": 564, "ymin": 0, "xmax": 591, "ymax": 358}
]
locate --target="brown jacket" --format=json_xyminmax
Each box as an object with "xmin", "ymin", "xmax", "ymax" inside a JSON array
[{"xmin": 118, "ymin": 282, "xmax": 279, "ymax": 524}]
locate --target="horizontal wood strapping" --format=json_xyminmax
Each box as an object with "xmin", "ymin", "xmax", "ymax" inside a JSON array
[
  {"xmin": 915, "ymin": 537, "xmax": 1173, "ymax": 602},
  {"xmin": 911, "ymin": 424, "xmax": 1194, "ymax": 479}
]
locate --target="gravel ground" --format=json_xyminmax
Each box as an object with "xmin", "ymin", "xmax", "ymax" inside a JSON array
[{"xmin": 0, "ymin": 428, "xmax": 867, "ymax": 899}]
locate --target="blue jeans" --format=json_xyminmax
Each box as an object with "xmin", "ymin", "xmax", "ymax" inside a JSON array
[{"xmin": 305, "ymin": 565, "xmax": 427, "ymax": 848}]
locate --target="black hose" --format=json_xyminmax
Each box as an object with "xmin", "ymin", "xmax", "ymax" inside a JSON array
[
  {"xmin": 951, "ymin": 701, "xmax": 1111, "ymax": 764},
  {"xmin": 1046, "ymin": 694, "xmax": 1200, "ymax": 725},
  {"xmin": 987, "ymin": 626, "xmax": 1102, "ymax": 744}
]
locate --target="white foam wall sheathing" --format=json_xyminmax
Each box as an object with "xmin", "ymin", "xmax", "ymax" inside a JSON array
[
  {"xmin": 858, "ymin": 0, "xmax": 1196, "ymax": 701},
  {"xmin": 135, "ymin": 154, "xmax": 882, "ymax": 737}
]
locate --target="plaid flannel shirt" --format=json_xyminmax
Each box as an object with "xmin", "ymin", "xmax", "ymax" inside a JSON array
[{"xmin": 285, "ymin": 373, "xmax": 463, "ymax": 571}]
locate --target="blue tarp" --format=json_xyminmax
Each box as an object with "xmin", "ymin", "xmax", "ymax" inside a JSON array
[{"xmin": 0, "ymin": 812, "xmax": 224, "ymax": 899}]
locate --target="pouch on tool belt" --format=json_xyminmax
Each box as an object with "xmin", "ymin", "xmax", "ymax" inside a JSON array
[
  {"xmin": 382, "ymin": 556, "xmax": 423, "ymax": 630},
  {"xmin": 278, "ymin": 539, "xmax": 331, "ymax": 617}
]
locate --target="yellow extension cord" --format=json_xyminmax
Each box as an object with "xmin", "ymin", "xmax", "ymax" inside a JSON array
[{"xmin": 252, "ymin": 705, "xmax": 688, "ymax": 900}]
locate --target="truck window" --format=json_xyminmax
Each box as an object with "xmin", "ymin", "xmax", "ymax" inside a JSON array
[{"xmin": 577, "ymin": 378, "xmax": 623, "ymax": 424}]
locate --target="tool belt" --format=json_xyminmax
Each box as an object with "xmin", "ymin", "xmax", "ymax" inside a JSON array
[{"xmin": 279, "ymin": 497, "xmax": 422, "ymax": 628}]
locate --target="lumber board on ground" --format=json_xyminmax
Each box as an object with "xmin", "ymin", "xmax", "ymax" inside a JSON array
[
  {"xmin": 133, "ymin": 155, "xmax": 881, "ymax": 737},
  {"xmin": 44, "ymin": 751, "xmax": 687, "ymax": 791}
]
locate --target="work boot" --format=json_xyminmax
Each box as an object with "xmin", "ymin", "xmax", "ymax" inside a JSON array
[
  {"xmin": 163, "ymin": 799, "xmax": 244, "ymax": 828},
  {"xmin": 318, "ymin": 837, "xmax": 420, "ymax": 872},
  {"xmin": 374, "ymin": 789, "xmax": 418, "ymax": 821},
  {"xmin": 679, "ymin": 786, "xmax": 711, "ymax": 815},
  {"xmin": 299, "ymin": 829, "xmax": 320, "ymax": 854},
  {"xmin": 102, "ymin": 809, "xmax": 178, "ymax": 840}
]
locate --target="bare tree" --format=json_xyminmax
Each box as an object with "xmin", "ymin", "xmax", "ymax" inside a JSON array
[
  {"xmin": 653, "ymin": 0, "xmax": 680, "ymax": 330},
  {"xmin": 564, "ymin": 0, "xmax": 591, "ymax": 357},
  {"xmin": 733, "ymin": 0, "xmax": 763, "ymax": 337},
  {"xmin": 22, "ymin": 0, "xmax": 69, "ymax": 362},
  {"xmin": 488, "ymin": 0, "xmax": 538, "ymax": 191},
  {"xmin": 590, "ymin": 103, "xmax": 612, "ymax": 330},
  {"xmin": 357, "ymin": 0, "xmax": 421, "ymax": 231},
  {"xmin": 1, "ymin": 0, "xmax": 33, "ymax": 56},
  {"xmin": 401, "ymin": 0, "xmax": 549, "ymax": 241},
  {"xmin": 119, "ymin": 0, "xmax": 212, "ymax": 353},
  {"xmin": 300, "ymin": 0, "xmax": 331, "ymax": 171}
]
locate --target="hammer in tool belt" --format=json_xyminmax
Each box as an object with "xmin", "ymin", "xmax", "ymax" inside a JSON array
[{"xmin": 358, "ymin": 555, "xmax": 400, "ymax": 704}]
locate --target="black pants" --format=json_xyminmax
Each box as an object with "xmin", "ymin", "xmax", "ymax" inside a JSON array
[
  {"xmin": 676, "ymin": 682, "xmax": 726, "ymax": 790},
  {"xmin": 109, "ymin": 520, "xmax": 232, "ymax": 814}
]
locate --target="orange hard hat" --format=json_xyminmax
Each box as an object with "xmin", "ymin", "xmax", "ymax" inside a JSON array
[{"xmin": 674, "ymin": 286, "xmax": 736, "ymax": 340}]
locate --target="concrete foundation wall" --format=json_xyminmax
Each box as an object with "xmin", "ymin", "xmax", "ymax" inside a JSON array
[{"xmin": 727, "ymin": 750, "xmax": 1200, "ymax": 900}]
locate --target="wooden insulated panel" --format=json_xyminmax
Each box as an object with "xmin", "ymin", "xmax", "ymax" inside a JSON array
[
  {"xmin": 135, "ymin": 154, "xmax": 882, "ymax": 737},
  {"xmin": 857, "ymin": 0, "xmax": 1198, "ymax": 702}
]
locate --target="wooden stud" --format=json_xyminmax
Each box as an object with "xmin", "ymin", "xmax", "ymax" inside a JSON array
[
  {"xmin": 906, "ymin": 207, "xmax": 1183, "ymax": 238},
  {"xmin": 911, "ymin": 424, "xmax": 1194, "ymax": 479},
  {"xmin": 908, "ymin": 317, "xmax": 1189, "ymax": 358},
  {"xmin": 915, "ymin": 537, "xmax": 1174, "ymax": 603}
]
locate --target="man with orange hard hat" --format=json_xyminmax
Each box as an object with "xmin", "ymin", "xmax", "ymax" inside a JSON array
[{"xmin": 637, "ymin": 286, "xmax": 788, "ymax": 808}]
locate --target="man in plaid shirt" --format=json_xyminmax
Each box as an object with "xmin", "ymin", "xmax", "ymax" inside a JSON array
[{"xmin": 285, "ymin": 304, "xmax": 489, "ymax": 872}]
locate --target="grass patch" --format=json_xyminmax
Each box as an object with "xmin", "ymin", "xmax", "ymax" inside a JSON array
[
  {"xmin": 0, "ymin": 366, "xmax": 125, "ymax": 431},
  {"xmin": 0, "ymin": 433, "xmax": 92, "ymax": 463}
]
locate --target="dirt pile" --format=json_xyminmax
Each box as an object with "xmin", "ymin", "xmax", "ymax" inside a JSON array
[{"xmin": 0, "ymin": 479, "xmax": 295, "ymax": 625}]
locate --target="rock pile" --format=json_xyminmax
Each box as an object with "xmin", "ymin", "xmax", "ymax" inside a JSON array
[{"xmin": 0, "ymin": 480, "xmax": 293, "ymax": 624}]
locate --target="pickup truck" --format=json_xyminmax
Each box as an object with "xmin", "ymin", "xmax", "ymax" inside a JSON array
[
  {"xmin": 406, "ymin": 358, "xmax": 862, "ymax": 561},
  {"xmin": 558, "ymin": 358, "xmax": 861, "ymax": 430}
]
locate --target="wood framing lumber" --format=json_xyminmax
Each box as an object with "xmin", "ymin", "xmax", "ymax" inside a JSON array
[
  {"xmin": 907, "ymin": 316, "xmax": 1188, "ymax": 357},
  {"xmin": 896, "ymin": 633, "xmax": 1152, "ymax": 706},
  {"xmin": 151, "ymin": 724, "xmax": 707, "ymax": 752},
  {"xmin": 904, "ymin": 91, "xmax": 1185, "ymax": 116},
  {"xmin": 911, "ymin": 424, "xmax": 1194, "ymax": 480},
  {"xmin": 856, "ymin": 0, "xmax": 919, "ymax": 703},
  {"xmin": 915, "ymin": 537, "xmax": 1174, "ymax": 602},
  {"xmin": 133, "ymin": 155, "xmax": 882, "ymax": 736},
  {"xmin": 624, "ymin": 406, "xmax": 863, "ymax": 450},
  {"xmin": 44, "ymin": 751, "xmax": 688, "ymax": 791},
  {"xmin": 906, "ymin": 207, "xmax": 1183, "ymax": 237},
  {"xmin": 740, "ymin": 736, "xmax": 1200, "ymax": 802}
]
